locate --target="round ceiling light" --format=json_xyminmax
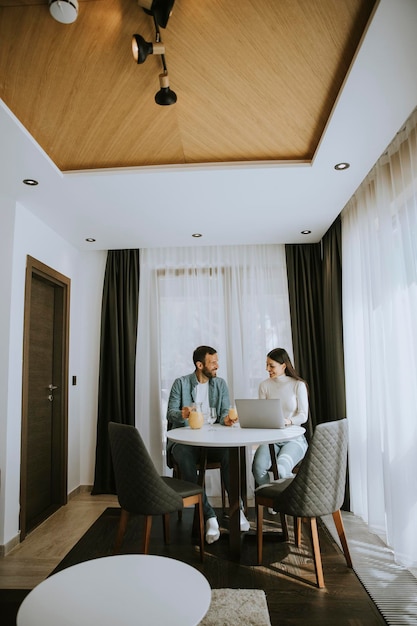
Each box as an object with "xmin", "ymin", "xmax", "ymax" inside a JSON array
[
  {"xmin": 49, "ymin": 0, "xmax": 78, "ymax": 24},
  {"xmin": 334, "ymin": 162, "xmax": 350, "ymax": 171},
  {"xmin": 23, "ymin": 179, "xmax": 38, "ymax": 186}
]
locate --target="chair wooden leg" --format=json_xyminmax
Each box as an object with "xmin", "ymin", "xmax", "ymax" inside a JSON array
[
  {"xmin": 182, "ymin": 493, "xmax": 205, "ymax": 561},
  {"xmin": 239, "ymin": 447, "xmax": 247, "ymax": 512},
  {"xmin": 309, "ymin": 517, "xmax": 325, "ymax": 588},
  {"xmin": 269, "ymin": 443, "xmax": 279, "ymax": 480},
  {"xmin": 201, "ymin": 449, "xmax": 229, "ymax": 514},
  {"xmin": 163, "ymin": 513, "xmax": 171, "ymax": 544},
  {"xmin": 197, "ymin": 496, "xmax": 205, "ymax": 562},
  {"xmin": 221, "ymin": 474, "xmax": 226, "ymax": 512},
  {"xmin": 294, "ymin": 516, "xmax": 301, "ymax": 546},
  {"xmin": 142, "ymin": 515, "xmax": 153, "ymax": 554},
  {"xmin": 113, "ymin": 509, "xmax": 129, "ymax": 555},
  {"xmin": 172, "ymin": 464, "xmax": 183, "ymax": 521},
  {"xmin": 332, "ymin": 510, "xmax": 353, "ymax": 568},
  {"xmin": 280, "ymin": 513, "xmax": 289, "ymax": 541},
  {"xmin": 256, "ymin": 503, "xmax": 264, "ymax": 564},
  {"xmin": 198, "ymin": 449, "xmax": 208, "ymax": 487}
]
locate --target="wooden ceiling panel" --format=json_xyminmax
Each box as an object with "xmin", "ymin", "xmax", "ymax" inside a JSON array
[{"xmin": 0, "ymin": 0, "xmax": 377, "ymax": 170}]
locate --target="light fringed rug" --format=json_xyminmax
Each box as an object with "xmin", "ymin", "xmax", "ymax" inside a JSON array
[{"xmin": 199, "ymin": 589, "xmax": 272, "ymax": 626}]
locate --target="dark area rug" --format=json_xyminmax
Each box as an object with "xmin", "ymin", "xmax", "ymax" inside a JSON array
[
  {"xmin": 0, "ymin": 589, "xmax": 31, "ymax": 626},
  {"xmin": 2, "ymin": 507, "xmax": 387, "ymax": 626},
  {"xmin": 50, "ymin": 506, "xmax": 284, "ymax": 574}
]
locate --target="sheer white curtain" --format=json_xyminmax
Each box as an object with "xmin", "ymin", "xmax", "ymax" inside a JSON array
[
  {"xmin": 136, "ymin": 244, "xmax": 293, "ymax": 481},
  {"xmin": 342, "ymin": 107, "xmax": 417, "ymax": 568}
]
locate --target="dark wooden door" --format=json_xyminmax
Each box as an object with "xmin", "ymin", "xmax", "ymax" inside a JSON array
[{"xmin": 20, "ymin": 257, "xmax": 70, "ymax": 539}]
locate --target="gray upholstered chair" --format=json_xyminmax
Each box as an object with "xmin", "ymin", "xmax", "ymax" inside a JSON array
[
  {"xmin": 108, "ymin": 422, "xmax": 204, "ymax": 561},
  {"xmin": 255, "ymin": 418, "xmax": 352, "ymax": 588}
]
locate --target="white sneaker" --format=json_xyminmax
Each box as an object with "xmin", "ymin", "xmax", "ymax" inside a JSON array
[
  {"xmin": 267, "ymin": 507, "xmax": 277, "ymax": 515},
  {"xmin": 240, "ymin": 510, "xmax": 250, "ymax": 532},
  {"xmin": 205, "ymin": 517, "xmax": 220, "ymax": 544},
  {"xmin": 254, "ymin": 483, "xmax": 269, "ymax": 491}
]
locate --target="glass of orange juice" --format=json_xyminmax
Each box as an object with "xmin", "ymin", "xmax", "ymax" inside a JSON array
[{"xmin": 228, "ymin": 404, "xmax": 238, "ymax": 426}]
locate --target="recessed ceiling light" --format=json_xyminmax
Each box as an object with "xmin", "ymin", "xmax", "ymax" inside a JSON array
[
  {"xmin": 334, "ymin": 162, "xmax": 350, "ymax": 171},
  {"xmin": 85, "ymin": 238, "xmax": 96, "ymax": 242},
  {"xmin": 301, "ymin": 230, "xmax": 311, "ymax": 235},
  {"xmin": 23, "ymin": 178, "xmax": 38, "ymax": 186},
  {"xmin": 192, "ymin": 233, "xmax": 202, "ymax": 238},
  {"xmin": 49, "ymin": 0, "xmax": 79, "ymax": 24}
]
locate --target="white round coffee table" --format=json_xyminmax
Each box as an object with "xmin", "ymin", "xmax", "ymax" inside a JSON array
[{"xmin": 17, "ymin": 554, "xmax": 211, "ymax": 626}]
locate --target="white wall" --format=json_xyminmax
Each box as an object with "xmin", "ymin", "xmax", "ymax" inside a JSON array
[
  {"xmin": 0, "ymin": 197, "xmax": 17, "ymax": 548},
  {"xmin": 0, "ymin": 201, "xmax": 106, "ymax": 547},
  {"xmin": 69, "ymin": 248, "xmax": 107, "ymax": 488}
]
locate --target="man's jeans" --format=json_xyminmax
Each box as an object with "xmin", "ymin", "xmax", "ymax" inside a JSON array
[{"xmin": 171, "ymin": 443, "xmax": 230, "ymax": 520}]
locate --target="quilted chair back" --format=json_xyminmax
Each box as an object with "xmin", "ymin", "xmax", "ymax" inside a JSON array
[
  {"xmin": 273, "ymin": 418, "xmax": 348, "ymax": 518},
  {"xmin": 108, "ymin": 422, "xmax": 183, "ymax": 515}
]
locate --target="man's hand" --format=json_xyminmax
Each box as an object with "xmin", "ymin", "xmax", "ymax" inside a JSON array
[
  {"xmin": 224, "ymin": 412, "xmax": 238, "ymax": 427},
  {"xmin": 181, "ymin": 406, "xmax": 191, "ymax": 420}
]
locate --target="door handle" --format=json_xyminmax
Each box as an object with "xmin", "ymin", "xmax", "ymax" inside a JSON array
[{"xmin": 47, "ymin": 384, "xmax": 58, "ymax": 401}]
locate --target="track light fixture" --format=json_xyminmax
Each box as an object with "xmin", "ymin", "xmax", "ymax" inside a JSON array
[
  {"xmin": 138, "ymin": 0, "xmax": 175, "ymax": 29},
  {"xmin": 132, "ymin": 0, "xmax": 177, "ymax": 106}
]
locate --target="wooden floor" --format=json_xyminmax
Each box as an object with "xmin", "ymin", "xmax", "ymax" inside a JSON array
[
  {"xmin": 0, "ymin": 491, "xmax": 386, "ymax": 625},
  {"xmin": 0, "ymin": 491, "xmax": 117, "ymax": 591}
]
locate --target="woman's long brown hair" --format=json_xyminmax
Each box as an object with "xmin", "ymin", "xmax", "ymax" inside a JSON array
[{"xmin": 267, "ymin": 348, "xmax": 307, "ymax": 387}]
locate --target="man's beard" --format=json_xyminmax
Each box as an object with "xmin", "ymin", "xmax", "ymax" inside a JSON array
[{"xmin": 202, "ymin": 366, "xmax": 216, "ymax": 379}]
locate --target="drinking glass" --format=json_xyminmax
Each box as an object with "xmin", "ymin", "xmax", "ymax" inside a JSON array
[
  {"xmin": 228, "ymin": 404, "xmax": 238, "ymax": 427},
  {"xmin": 208, "ymin": 407, "xmax": 217, "ymax": 429}
]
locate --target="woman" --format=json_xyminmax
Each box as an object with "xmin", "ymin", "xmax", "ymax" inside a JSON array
[{"xmin": 252, "ymin": 348, "xmax": 309, "ymax": 489}]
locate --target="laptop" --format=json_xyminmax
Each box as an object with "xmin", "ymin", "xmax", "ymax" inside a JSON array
[{"xmin": 235, "ymin": 399, "xmax": 286, "ymax": 429}]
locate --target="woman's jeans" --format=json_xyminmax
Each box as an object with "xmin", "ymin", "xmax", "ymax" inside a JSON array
[{"xmin": 252, "ymin": 436, "xmax": 308, "ymax": 487}]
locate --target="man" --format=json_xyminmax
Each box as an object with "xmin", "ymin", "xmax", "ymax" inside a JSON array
[{"xmin": 166, "ymin": 345, "xmax": 250, "ymax": 543}]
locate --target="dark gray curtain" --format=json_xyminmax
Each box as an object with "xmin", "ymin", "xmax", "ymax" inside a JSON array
[
  {"xmin": 285, "ymin": 216, "xmax": 346, "ymax": 429},
  {"xmin": 322, "ymin": 217, "xmax": 346, "ymax": 421},
  {"xmin": 285, "ymin": 242, "xmax": 324, "ymax": 438},
  {"xmin": 286, "ymin": 216, "xmax": 348, "ymax": 507},
  {"xmin": 92, "ymin": 249, "xmax": 140, "ymax": 494}
]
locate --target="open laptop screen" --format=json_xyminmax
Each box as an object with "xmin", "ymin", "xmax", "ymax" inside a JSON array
[{"xmin": 235, "ymin": 399, "xmax": 286, "ymax": 429}]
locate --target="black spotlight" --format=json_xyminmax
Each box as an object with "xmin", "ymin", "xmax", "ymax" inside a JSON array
[
  {"xmin": 132, "ymin": 34, "xmax": 164, "ymax": 64},
  {"xmin": 139, "ymin": 0, "xmax": 176, "ymax": 28},
  {"xmin": 155, "ymin": 73, "xmax": 177, "ymax": 105}
]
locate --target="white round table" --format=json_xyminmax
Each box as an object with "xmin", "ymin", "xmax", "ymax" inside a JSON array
[
  {"xmin": 167, "ymin": 424, "xmax": 305, "ymax": 557},
  {"xmin": 17, "ymin": 554, "xmax": 211, "ymax": 626},
  {"xmin": 167, "ymin": 423, "xmax": 305, "ymax": 448}
]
